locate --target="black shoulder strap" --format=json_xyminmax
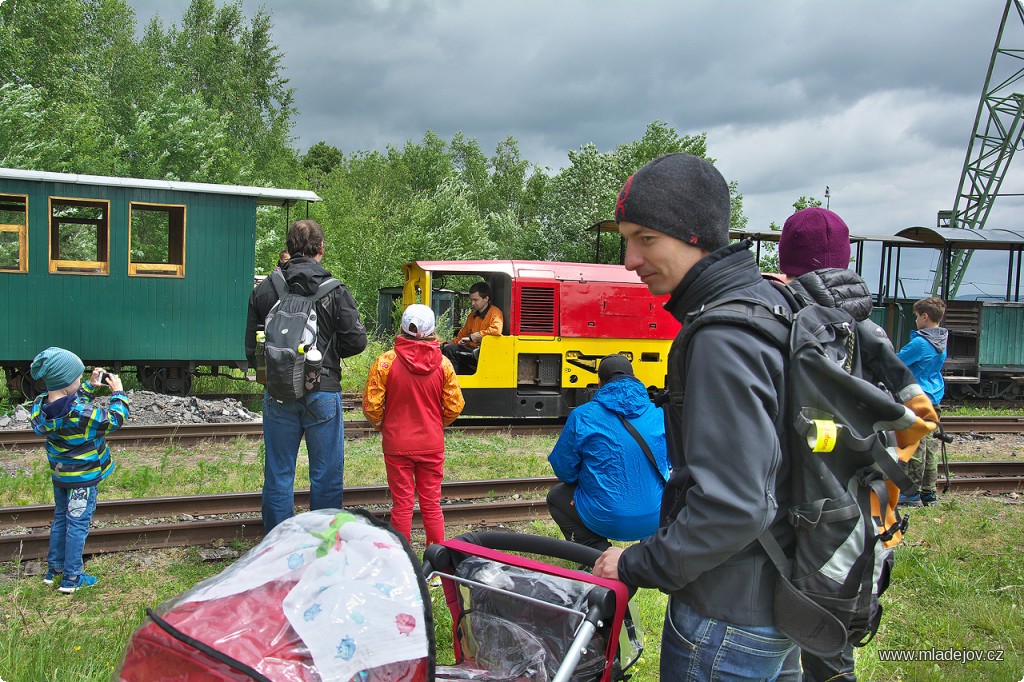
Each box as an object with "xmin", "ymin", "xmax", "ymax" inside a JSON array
[
  {"xmin": 311, "ymin": 277, "xmax": 342, "ymax": 302},
  {"xmin": 270, "ymin": 269, "xmax": 289, "ymax": 300},
  {"xmin": 680, "ymin": 295, "xmax": 793, "ymax": 352},
  {"xmin": 616, "ymin": 413, "xmax": 668, "ymax": 483},
  {"xmin": 270, "ymin": 272, "xmax": 342, "ymax": 303}
]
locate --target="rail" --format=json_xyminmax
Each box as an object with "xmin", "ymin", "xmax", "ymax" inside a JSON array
[
  {"xmin": 2, "ymin": 462, "xmax": 1024, "ymax": 562},
  {"xmin": 0, "ymin": 417, "xmax": 565, "ymax": 450}
]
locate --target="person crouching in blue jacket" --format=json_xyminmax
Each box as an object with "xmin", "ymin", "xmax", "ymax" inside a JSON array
[{"xmin": 546, "ymin": 354, "xmax": 669, "ymax": 551}]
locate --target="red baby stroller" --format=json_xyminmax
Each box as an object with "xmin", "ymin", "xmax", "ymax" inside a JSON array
[
  {"xmin": 115, "ymin": 513, "xmax": 641, "ymax": 681},
  {"xmin": 423, "ymin": 532, "xmax": 644, "ymax": 682},
  {"xmin": 116, "ymin": 508, "xmax": 434, "ymax": 681}
]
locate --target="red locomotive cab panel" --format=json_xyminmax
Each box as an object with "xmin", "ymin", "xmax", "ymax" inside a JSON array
[{"xmin": 558, "ymin": 281, "xmax": 678, "ymax": 339}]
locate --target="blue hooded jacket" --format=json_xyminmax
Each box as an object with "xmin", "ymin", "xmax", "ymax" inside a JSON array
[
  {"xmin": 548, "ymin": 376, "xmax": 669, "ymax": 541},
  {"xmin": 898, "ymin": 327, "xmax": 948, "ymax": 405}
]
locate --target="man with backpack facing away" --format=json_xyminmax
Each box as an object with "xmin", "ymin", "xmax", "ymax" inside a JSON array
[
  {"xmin": 775, "ymin": 207, "xmax": 939, "ymax": 681},
  {"xmin": 593, "ymin": 153, "xmax": 799, "ymax": 679},
  {"xmin": 246, "ymin": 219, "xmax": 367, "ymax": 533}
]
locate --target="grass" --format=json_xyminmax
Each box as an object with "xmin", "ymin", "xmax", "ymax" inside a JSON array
[
  {"xmin": 942, "ymin": 404, "xmax": 1024, "ymax": 417},
  {"xmin": 2, "ymin": 433, "xmax": 1024, "ymax": 679}
]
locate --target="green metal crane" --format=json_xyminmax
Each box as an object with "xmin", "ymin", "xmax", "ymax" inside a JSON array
[{"xmin": 935, "ymin": 0, "xmax": 1024, "ymax": 297}]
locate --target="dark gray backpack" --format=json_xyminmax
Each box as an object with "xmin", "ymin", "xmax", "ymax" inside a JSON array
[
  {"xmin": 679, "ymin": 287, "xmax": 919, "ymax": 657},
  {"xmin": 263, "ymin": 271, "xmax": 341, "ymax": 402}
]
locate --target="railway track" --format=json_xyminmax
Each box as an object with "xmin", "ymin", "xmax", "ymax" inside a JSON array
[
  {"xmin": 1, "ymin": 414, "xmax": 1021, "ymax": 450},
  {"xmin": 2, "ymin": 462, "xmax": 1024, "ymax": 562},
  {"xmin": 0, "ymin": 477, "xmax": 556, "ymax": 562},
  {"xmin": 0, "ymin": 417, "xmax": 565, "ymax": 450}
]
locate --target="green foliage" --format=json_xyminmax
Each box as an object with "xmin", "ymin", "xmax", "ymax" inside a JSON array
[
  {"xmin": 0, "ymin": 0, "xmax": 297, "ymax": 186},
  {"xmin": 278, "ymin": 120, "xmax": 756, "ymax": 329},
  {"xmin": 535, "ymin": 121, "xmax": 746, "ymax": 264}
]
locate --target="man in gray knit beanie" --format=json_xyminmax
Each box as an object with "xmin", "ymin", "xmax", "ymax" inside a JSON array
[
  {"xmin": 596, "ymin": 153, "xmax": 801, "ymax": 679},
  {"xmin": 611, "ymin": 153, "xmax": 731, "ymax": 295}
]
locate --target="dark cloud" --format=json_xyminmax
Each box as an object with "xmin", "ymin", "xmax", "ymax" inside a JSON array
[{"xmin": 129, "ymin": 0, "xmax": 1017, "ymax": 238}]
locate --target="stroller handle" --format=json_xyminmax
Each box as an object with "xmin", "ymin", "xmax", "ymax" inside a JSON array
[{"xmin": 447, "ymin": 531, "xmax": 603, "ymax": 567}]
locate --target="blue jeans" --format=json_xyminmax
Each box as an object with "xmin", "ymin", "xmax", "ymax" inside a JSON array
[
  {"xmin": 261, "ymin": 391, "xmax": 345, "ymax": 533},
  {"xmin": 48, "ymin": 485, "xmax": 98, "ymax": 580},
  {"xmin": 661, "ymin": 597, "xmax": 795, "ymax": 681}
]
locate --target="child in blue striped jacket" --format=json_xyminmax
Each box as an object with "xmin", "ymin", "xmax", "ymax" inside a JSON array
[{"xmin": 29, "ymin": 347, "xmax": 130, "ymax": 593}]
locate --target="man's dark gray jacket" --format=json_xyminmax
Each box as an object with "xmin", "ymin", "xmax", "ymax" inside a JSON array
[{"xmin": 617, "ymin": 241, "xmax": 795, "ymax": 627}]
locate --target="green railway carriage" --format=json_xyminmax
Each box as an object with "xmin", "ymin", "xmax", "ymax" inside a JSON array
[{"xmin": 0, "ymin": 168, "xmax": 319, "ymax": 398}]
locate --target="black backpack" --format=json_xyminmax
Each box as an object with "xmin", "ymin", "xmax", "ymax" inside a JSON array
[
  {"xmin": 678, "ymin": 286, "xmax": 925, "ymax": 657},
  {"xmin": 262, "ymin": 271, "xmax": 341, "ymax": 402}
]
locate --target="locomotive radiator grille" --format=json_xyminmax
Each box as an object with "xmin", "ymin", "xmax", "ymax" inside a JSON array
[{"xmin": 518, "ymin": 286, "xmax": 556, "ymax": 335}]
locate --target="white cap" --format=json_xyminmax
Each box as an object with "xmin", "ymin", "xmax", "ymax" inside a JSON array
[{"xmin": 401, "ymin": 304, "xmax": 436, "ymax": 338}]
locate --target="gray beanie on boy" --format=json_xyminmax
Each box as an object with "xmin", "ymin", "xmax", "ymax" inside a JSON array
[
  {"xmin": 30, "ymin": 347, "xmax": 85, "ymax": 391},
  {"xmin": 614, "ymin": 153, "xmax": 731, "ymax": 252}
]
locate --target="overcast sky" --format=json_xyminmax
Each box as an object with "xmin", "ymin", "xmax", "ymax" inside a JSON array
[{"xmin": 130, "ymin": 1, "xmax": 1024, "ymax": 295}]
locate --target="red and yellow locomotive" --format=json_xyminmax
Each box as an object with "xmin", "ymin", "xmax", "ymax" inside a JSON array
[{"xmin": 400, "ymin": 259, "xmax": 680, "ymax": 417}]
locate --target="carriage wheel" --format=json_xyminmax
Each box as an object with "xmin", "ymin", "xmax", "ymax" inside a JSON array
[
  {"xmin": 151, "ymin": 368, "xmax": 194, "ymax": 397},
  {"xmin": 18, "ymin": 373, "xmax": 46, "ymax": 401},
  {"xmin": 137, "ymin": 366, "xmax": 158, "ymax": 391}
]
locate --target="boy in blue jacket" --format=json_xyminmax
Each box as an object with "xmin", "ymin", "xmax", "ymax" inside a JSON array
[
  {"xmin": 897, "ymin": 297, "xmax": 948, "ymax": 506},
  {"xmin": 29, "ymin": 347, "xmax": 130, "ymax": 593}
]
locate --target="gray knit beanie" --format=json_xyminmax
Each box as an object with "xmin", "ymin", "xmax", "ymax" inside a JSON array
[
  {"xmin": 30, "ymin": 347, "xmax": 85, "ymax": 391},
  {"xmin": 614, "ymin": 153, "xmax": 731, "ymax": 252}
]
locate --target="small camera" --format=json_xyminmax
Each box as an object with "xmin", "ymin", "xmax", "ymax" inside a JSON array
[{"xmin": 97, "ymin": 370, "xmax": 109, "ymax": 386}]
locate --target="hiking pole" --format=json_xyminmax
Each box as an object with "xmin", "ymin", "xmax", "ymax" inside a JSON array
[{"xmin": 935, "ymin": 421, "xmax": 954, "ymax": 494}]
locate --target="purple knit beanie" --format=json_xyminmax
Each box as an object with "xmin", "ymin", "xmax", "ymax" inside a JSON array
[{"xmin": 778, "ymin": 207, "xmax": 851, "ymax": 277}]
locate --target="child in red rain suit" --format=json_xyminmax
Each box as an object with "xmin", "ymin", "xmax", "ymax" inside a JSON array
[{"xmin": 363, "ymin": 304, "xmax": 464, "ymax": 546}]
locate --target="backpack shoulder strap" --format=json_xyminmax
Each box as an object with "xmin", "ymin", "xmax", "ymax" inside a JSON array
[
  {"xmin": 615, "ymin": 413, "xmax": 668, "ymax": 483},
  {"xmin": 680, "ymin": 295, "xmax": 793, "ymax": 352},
  {"xmin": 311, "ymin": 277, "xmax": 342, "ymax": 302},
  {"xmin": 270, "ymin": 270, "xmax": 289, "ymax": 300}
]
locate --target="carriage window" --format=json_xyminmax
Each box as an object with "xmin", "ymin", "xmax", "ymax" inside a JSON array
[
  {"xmin": 129, "ymin": 203, "xmax": 185, "ymax": 277},
  {"xmin": 0, "ymin": 194, "xmax": 27, "ymax": 273},
  {"xmin": 49, "ymin": 197, "xmax": 109, "ymax": 275}
]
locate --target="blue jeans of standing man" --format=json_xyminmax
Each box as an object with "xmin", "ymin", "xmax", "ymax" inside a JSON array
[
  {"xmin": 661, "ymin": 596, "xmax": 795, "ymax": 681},
  {"xmin": 48, "ymin": 484, "xmax": 98, "ymax": 581},
  {"xmin": 261, "ymin": 391, "xmax": 345, "ymax": 533}
]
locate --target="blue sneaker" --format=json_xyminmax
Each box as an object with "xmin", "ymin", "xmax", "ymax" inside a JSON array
[
  {"xmin": 58, "ymin": 574, "xmax": 98, "ymax": 594},
  {"xmin": 920, "ymin": 491, "xmax": 937, "ymax": 506},
  {"xmin": 899, "ymin": 493, "xmax": 923, "ymax": 508},
  {"xmin": 43, "ymin": 568, "xmax": 61, "ymax": 586}
]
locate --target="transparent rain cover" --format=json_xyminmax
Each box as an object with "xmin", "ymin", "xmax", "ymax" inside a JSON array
[{"xmin": 116, "ymin": 509, "xmax": 430, "ymax": 682}]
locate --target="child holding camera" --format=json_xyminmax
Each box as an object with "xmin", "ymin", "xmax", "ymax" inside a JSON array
[{"xmin": 28, "ymin": 347, "xmax": 130, "ymax": 593}]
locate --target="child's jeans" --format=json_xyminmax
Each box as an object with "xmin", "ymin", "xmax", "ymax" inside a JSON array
[{"xmin": 48, "ymin": 484, "xmax": 98, "ymax": 580}]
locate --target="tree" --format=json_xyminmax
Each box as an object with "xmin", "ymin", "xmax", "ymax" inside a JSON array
[
  {"xmin": 302, "ymin": 142, "xmax": 344, "ymax": 178},
  {"xmin": 112, "ymin": 87, "xmax": 251, "ymax": 183},
  {"xmin": 537, "ymin": 121, "xmax": 747, "ymax": 264},
  {"xmin": 0, "ymin": 83, "xmax": 113, "ymax": 173}
]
